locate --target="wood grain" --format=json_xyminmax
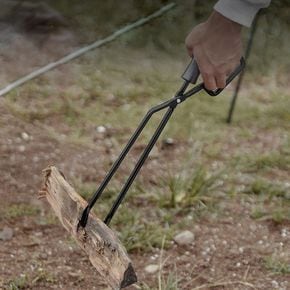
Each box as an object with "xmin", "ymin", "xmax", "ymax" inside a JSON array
[{"xmin": 40, "ymin": 166, "xmax": 137, "ymax": 289}]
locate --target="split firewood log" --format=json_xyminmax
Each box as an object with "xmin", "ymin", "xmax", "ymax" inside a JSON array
[{"xmin": 40, "ymin": 166, "xmax": 137, "ymax": 289}]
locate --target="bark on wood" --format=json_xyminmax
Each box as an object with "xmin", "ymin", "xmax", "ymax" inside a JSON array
[{"xmin": 40, "ymin": 166, "xmax": 137, "ymax": 289}]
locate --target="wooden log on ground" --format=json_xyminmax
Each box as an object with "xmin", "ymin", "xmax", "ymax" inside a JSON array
[{"xmin": 40, "ymin": 166, "xmax": 137, "ymax": 289}]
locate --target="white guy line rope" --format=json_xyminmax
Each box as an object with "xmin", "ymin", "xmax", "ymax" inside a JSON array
[{"xmin": 0, "ymin": 2, "xmax": 176, "ymax": 97}]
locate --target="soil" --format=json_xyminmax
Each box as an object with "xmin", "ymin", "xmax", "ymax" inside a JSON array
[{"xmin": 1, "ymin": 11, "xmax": 290, "ymax": 290}]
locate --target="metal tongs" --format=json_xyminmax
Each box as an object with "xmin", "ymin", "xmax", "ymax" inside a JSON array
[{"xmin": 78, "ymin": 57, "xmax": 245, "ymax": 229}]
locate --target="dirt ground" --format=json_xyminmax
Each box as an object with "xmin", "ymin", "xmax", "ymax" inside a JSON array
[
  {"xmin": 1, "ymin": 5, "xmax": 290, "ymax": 290},
  {"xmin": 1, "ymin": 99, "xmax": 289, "ymax": 290}
]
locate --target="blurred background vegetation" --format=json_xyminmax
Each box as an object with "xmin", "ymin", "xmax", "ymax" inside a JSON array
[
  {"xmin": 16, "ymin": 0, "xmax": 290, "ymax": 79},
  {"xmin": 1, "ymin": 0, "xmax": 289, "ymax": 83}
]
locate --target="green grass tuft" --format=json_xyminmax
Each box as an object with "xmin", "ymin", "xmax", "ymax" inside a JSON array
[
  {"xmin": 158, "ymin": 165, "xmax": 223, "ymax": 210},
  {"xmin": 264, "ymin": 256, "xmax": 290, "ymax": 274},
  {"xmin": 115, "ymin": 211, "xmax": 175, "ymax": 253}
]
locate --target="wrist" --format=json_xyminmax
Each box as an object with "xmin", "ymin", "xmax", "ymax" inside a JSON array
[{"xmin": 207, "ymin": 11, "xmax": 242, "ymax": 34}]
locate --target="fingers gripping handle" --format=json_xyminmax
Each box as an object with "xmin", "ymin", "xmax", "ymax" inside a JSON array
[
  {"xmin": 204, "ymin": 58, "xmax": 246, "ymax": 96},
  {"xmin": 182, "ymin": 57, "xmax": 246, "ymax": 96}
]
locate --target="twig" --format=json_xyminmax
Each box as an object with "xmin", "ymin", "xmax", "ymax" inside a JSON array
[
  {"xmin": 243, "ymin": 265, "xmax": 251, "ymax": 281},
  {"xmin": 183, "ymin": 269, "xmax": 209, "ymax": 288},
  {"xmin": 0, "ymin": 2, "xmax": 176, "ymax": 97},
  {"xmin": 192, "ymin": 280, "xmax": 258, "ymax": 290}
]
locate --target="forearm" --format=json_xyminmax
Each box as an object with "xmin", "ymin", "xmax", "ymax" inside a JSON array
[{"xmin": 214, "ymin": 0, "xmax": 271, "ymax": 27}]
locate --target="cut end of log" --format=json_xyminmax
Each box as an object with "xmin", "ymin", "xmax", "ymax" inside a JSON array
[
  {"xmin": 40, "ymin": 166, "xmax": 137, "ymax": 289},
  {"xmin": 121, "ymin": 263, "xmax": 138, "ymax": 288}
]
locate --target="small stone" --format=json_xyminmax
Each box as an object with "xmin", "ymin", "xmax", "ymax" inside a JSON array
[
  {"xmin": 18, "ymin": 145, "xmax": 25, "ymax": 152},
  {"xmin": 174, "ymin": 230, "xmax": 195, "ymax": 246},
  {"xmin": 205, "ymin": 247, "xmax": 211, "ymax": 253},
  {"xmin": 68, "ymin": 271, "xmax": 82, "ymax": 277},
  {"xmin": 271, "ymin": 280, "xmax": 279, "ymax": 288},
  {"xmin": 0, "ymin": 227, "xmax": 13, "ymax": 241},
  {"xmin": 96, "ymin": 126, "xmax": 106, "ymax": 133},
  {"xmin": 238, "ymin": 247, "xmax": 244, "ymax": 253},
  {"xmin": 281, "ymin": 228, "xmax": 288, "ymax": 238},
  {"xmin": 33, "ymin": 156, "xmax": 40, "ymax": 163},
  {"xmin": 162, "ymin": 138, "xmax": 175, "ymax": 147},
  {"xmin": 21, "ymin": 132, "xmax": 30, "ymax": 141},
  {"xmin": 145, "ymin": 264, "xmax": 159, "ymax": 274},
  {"xmin": 39, "ymin": 253, "xmax": 48, "ymax": 259}
]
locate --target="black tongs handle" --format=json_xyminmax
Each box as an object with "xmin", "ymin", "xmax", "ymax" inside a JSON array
[
  {"xmin": 182, "ymin": 58, "xmax": 200, "ymax": 84},
  {"xmin": 182, "ymin": 57, "xmax": 246, "ymax": 96}
]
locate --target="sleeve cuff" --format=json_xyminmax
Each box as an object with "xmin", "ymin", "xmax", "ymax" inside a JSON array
[{"xmin": 214, "ymin": 0, "xmax": 268, "ymax": 27}]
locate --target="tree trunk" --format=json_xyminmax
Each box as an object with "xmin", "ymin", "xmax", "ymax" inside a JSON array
[{"xmin": 40, "ymin": 166, "xmax": 137, "ymax": 289}]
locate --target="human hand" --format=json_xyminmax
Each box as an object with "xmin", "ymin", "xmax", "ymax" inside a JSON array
[{"xmin": 185, "ymin": 11, "xmax": 243, "ymax": 90}]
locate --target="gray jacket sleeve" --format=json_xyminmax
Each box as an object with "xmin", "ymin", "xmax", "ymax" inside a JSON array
[{"xmin": 214, "ymin": 0, "xmax": 271, "ymax": 27}]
